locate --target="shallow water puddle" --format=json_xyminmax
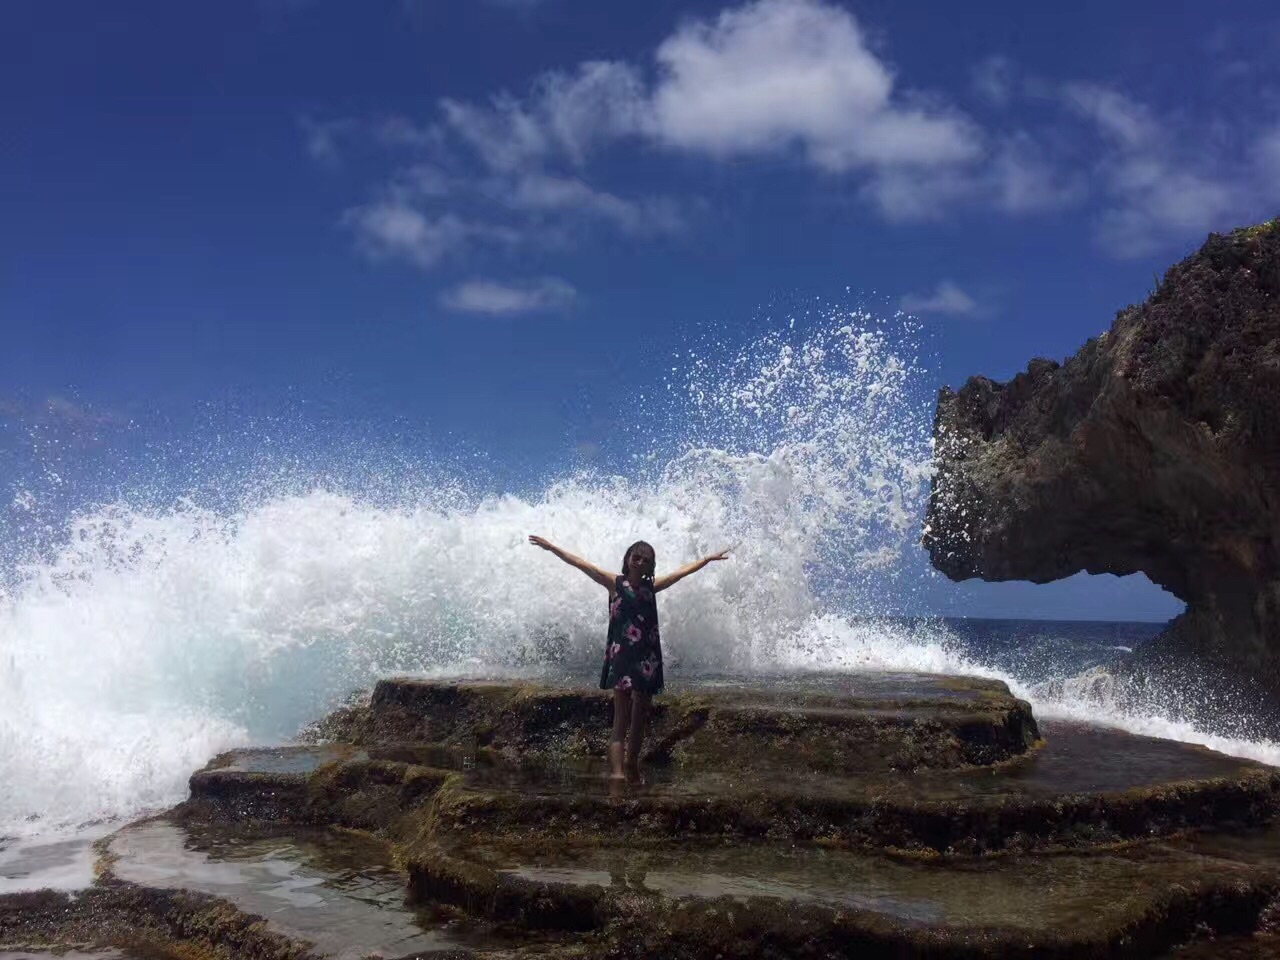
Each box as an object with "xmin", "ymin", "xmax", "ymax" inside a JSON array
[
  {"xmin": 205, "ymin": 744, "xmax": 367, "ymax": 775},
  {"xmin": 987, "ymin": 719, "xmax": 1265, "ymax": 793},
  {"xmin": 108, "ymin": 820, "xmax": 465, "ymax": 958},
  {"xmin": 0, "ymin": 824, "xmax": 117, "ymax": 893},
  {"xmin": 493, "ymin": 842, "xmax": 1255, "ymax": 932},
  {"xmin": 447, "ymin": 716, "xmax": 1268, "ymax": 804},
  {"xmin": 505, "ymin": 858, "xmax": 941, "ymax": 921}
]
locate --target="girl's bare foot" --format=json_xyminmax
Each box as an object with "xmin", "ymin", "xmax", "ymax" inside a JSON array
[{"xmin": 608, "ymin": 741, "xmax": 626, "ymax": 780}]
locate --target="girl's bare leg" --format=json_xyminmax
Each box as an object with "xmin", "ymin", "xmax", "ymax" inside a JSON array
[
  {"xmin": 626, "ymin": 692, "xmax": 650, "ymax": 778},
  {"xmin": 609, "ymin": 689, "xmax": 632, "ymax": 779}
]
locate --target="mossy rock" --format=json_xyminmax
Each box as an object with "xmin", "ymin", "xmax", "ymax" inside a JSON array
[
  {"xmin": 415, "ymin": 764, "xmax": 1280, "ymax": 857},
  {"xmin": 180, "ymin": 747, "xmax": 456, "ymax": 839},
  {"xmin": 195, "ymin": 692, "xmax": 1280, "ymax": 856},
  {"xmin": 406, "ymin": 837, "xmax": 1280, "ymax": 958},
  {"xmin": 309, "ymin": 675, "xmax": 1040, "ymax": 775},
  {"xmin": 0, "ymin": 884, "xmax": 322, "ymax": 960}
]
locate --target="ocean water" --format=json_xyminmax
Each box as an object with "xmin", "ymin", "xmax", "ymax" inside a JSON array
[{"xmin": 0, "ymin": 309, "xmax": 1274, "ymax": 843}]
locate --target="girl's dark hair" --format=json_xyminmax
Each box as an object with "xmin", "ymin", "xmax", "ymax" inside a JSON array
[{"xmin": 621, "ymin": 540, "xmax": 656, "ymax": 586}]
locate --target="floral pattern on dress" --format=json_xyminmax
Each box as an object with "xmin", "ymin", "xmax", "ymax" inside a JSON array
[{"xmin": 599, "ymin": 574, "xmax": 664, "ymax": 695}]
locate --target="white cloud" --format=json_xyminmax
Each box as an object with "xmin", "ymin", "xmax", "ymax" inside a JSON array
[
  {"xmin": 1256, "ymin": 127, "xmax": 1280, "ymax": 181},
  {"xmin": 440, "ymin": 277, "xmax": 577, "ymax": 315},
  {"xmin": 860, "ymin": 134, "xmax": 1076, "ymax": 222},
  {"xmin": 437, "ymin": 0, "xmax": 980, "ymax": 182},
  {"xmin": 301, "ymin": 115, "xmax": 436, "ymax": 167},
  {"xmin": 901, "ymin": 281, "xmax": 979, "ymax": 317},
  {"xmin": 860, "ymin": 167, "xmax": 970, "ymax": 222},
  {"xmin": 1095, "ymin": 168, "xmax": 1238, "ymax": 257},
  {"xmin": 300, "ymin": 116, "xmax": 356, "ymax": 166},
  {"xmin": 389, "ymin": 163, "xmax": 454, "ymax": 199},
  {"xmin": 319, "ymin": 0, "xmax": 1280, "ymax": 270},
  {"xmin": 534, "ymin": 61, "xmax": 653, "ymax": 162},
  {"xmin": 321, "ymin": 0, "xmax": 1099, "ymax": 252},
  {"xmin": 971, "ymin": 56, "xmax": 1015, "ymax": 106},
  {"xmin": 440, "ymin": 95, "xmax": 553, "ymax": 174},
  {"xmin": 373, "ymin": 116, "xmax": 438, "ymax": 150},
  {"xmin": 647, "ymin": 0, "xmax": 979, "ymax": 171},
  {"xmin": 441, "ymin": 60, "xmax": 648, "ymax": 171},
  {"xmin": 416, "ymin": 0, "xmax": 991, "ymax": 231},
  {"xmin": 1063, "ymin": 83, "xmax": 1159, "ymax": 150},
  {"xmin": 1062, "ymin": 83, "xmax": 1275, "ymax": 257},
  {"xmin": 341, "ymin": 165, "xmax": 681, "ymax": 271},
  {"xmin": 988, "ymin": 135, "xmax": 1082, "ymax": 213},
  {"xmin": 501, "ymin": 173, "xmax": 684, "ymax": 235},
  {"xmin": 342, "ymin": 202, "xmax": 517, "ymax": 268}
]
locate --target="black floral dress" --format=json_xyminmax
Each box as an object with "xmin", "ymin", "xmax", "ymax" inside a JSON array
[{"xmin": 599, "ymin": 575, "xmax": 664, "ymax": 696}]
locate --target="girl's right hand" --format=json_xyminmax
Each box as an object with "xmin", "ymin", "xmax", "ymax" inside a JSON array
[{"xmin": 528, "ymin": 535, "xmax": 556, "ymax": 551}]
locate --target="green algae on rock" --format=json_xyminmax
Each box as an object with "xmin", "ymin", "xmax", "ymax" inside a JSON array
[{"xmin": 183, "ymin": 752, "xmax": 454, "ymax": 836}]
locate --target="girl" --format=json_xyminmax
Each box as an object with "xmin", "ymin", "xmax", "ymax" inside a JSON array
[{"xmin": 528, "ymin": 535, "xmax": 730, "ymax": 780}]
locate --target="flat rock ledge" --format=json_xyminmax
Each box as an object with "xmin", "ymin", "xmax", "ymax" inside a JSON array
[
  {"xmin": 411, "ymin": 838, "xmax": 1278, "ymax": 958},
  {"xmin": 10, "ymin": 675, "xmax": 1280, "ymax": 960},
  {"xmin": 308, "ymin": 673, "xmax": 1041, "ymax": 773},
  {"xmin": 184, "ymin": 680, "xmax": 1280, "ymax": 859},
  {"xmin": 0, "ymin": 882, "xmax": 326, "ymax": 960}
]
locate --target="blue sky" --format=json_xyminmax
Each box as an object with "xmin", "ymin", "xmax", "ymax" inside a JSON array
[{"xmin": 5, "ymin": 0, "xmax": 1280, "ymax": 620}]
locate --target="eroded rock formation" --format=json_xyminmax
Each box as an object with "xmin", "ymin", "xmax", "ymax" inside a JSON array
[{"xmin": 925, "ymin": 219, "xmax": 1280, "ymax": 711}]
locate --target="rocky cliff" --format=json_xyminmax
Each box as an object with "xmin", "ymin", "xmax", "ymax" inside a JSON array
[{"xmin": 925, "ymin": 219, "xmax": 1280, "ymax": 716}]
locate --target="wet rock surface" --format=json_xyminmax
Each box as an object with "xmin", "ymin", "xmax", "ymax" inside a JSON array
[
  {"xmin": 924, "ymin": 219, "xmax": 1280, "ymax": 713},
  {"xmin": 6, "ymin": 675, "xmax": 1280, "ymax": 958},
  {"xmin": 310, "ymin": 673, "xmax": 1040, "ymax": 773},
  {"xmin": 104, "ymin": 820, "xmax": 467, "ymax": 958}
]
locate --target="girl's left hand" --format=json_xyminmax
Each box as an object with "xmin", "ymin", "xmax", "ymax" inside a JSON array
[{"xmin": 707, "ymin": 550, "xmax": 730, "ymax": 562}]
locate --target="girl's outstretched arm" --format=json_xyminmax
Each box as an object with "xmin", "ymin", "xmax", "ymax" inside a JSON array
[
  {"xmin": 528, "ymin": 535, "xmax": 615, "ymax": 590},
  {"xmin": 654, "ymin": 550, "xmax": 730, "ymax": 593}
]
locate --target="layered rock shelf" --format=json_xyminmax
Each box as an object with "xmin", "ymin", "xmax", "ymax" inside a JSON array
[{"xmin": 6, "ymin": 674, "xmax": 1280, "ymax": 958}]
